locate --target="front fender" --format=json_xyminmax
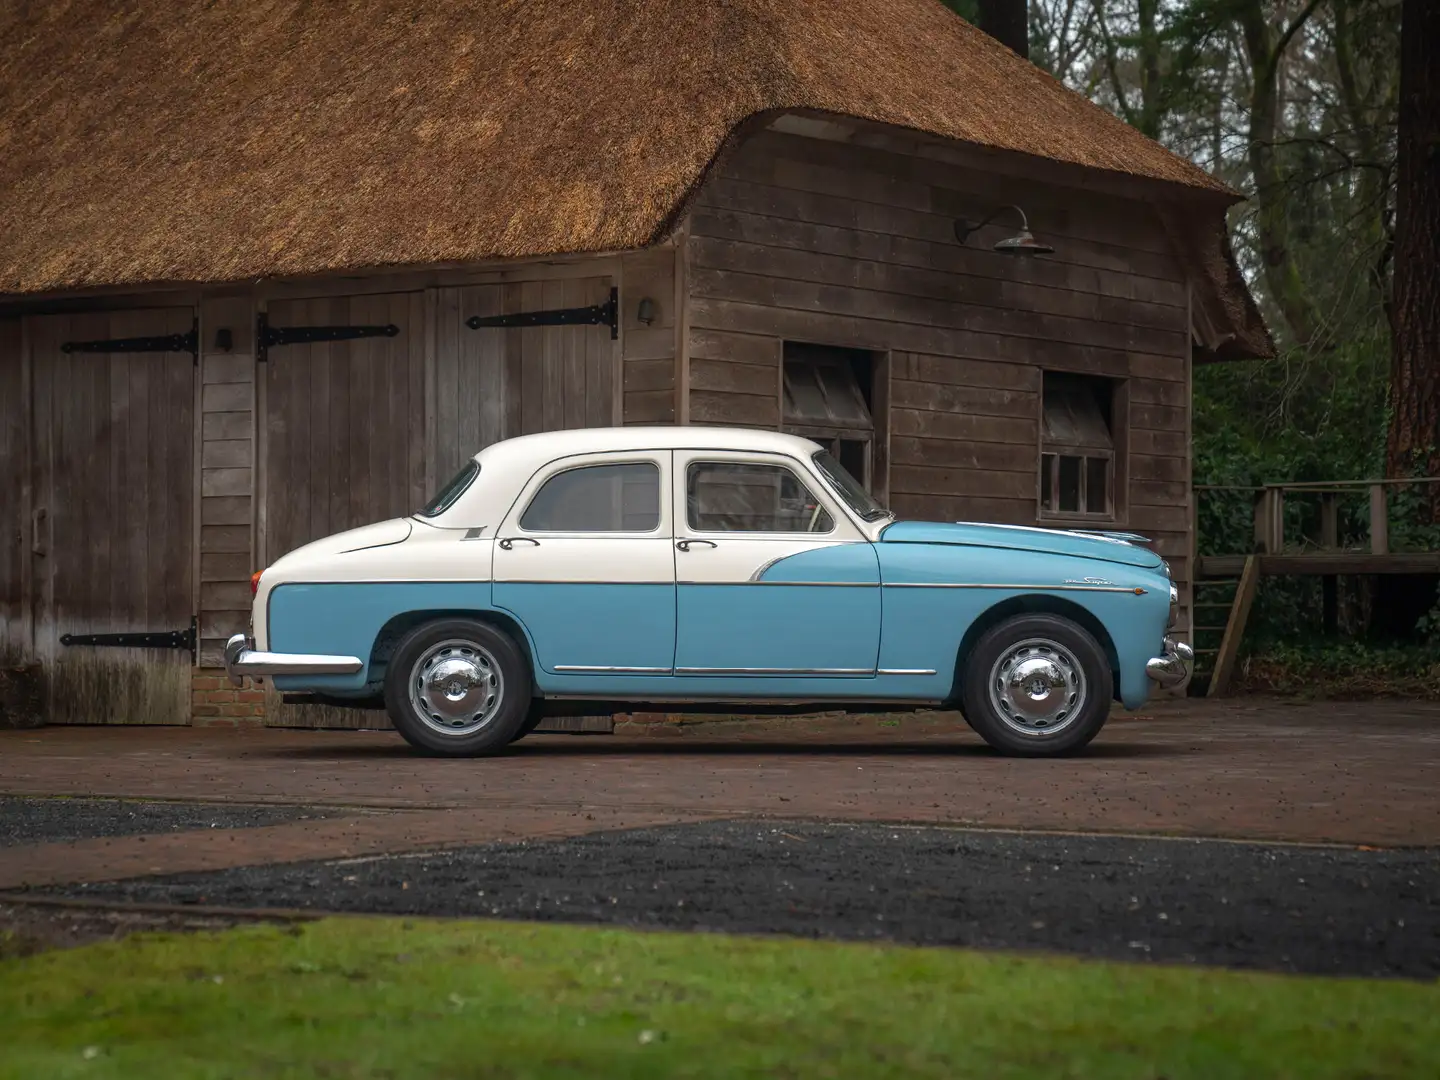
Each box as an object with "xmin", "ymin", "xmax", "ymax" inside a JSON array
[{"xmin": 875, "ymin": 542, "xmax": 1170, "ymax": 707}]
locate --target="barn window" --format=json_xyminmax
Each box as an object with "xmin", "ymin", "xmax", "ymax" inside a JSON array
[
  {"xmin": 1040, "ymin": 373, "xmax": 1119, "ymax": 519},
  {"xmin": 782, "ymin": 343, "xmax": 877, "ymax": 491}
]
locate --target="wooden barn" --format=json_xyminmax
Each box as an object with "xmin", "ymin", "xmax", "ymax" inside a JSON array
[{"xmin": 0, "ymin": 0, "xmax": 1270, "ymax": 727}]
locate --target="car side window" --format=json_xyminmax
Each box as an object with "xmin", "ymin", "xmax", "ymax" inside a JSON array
[
  {"xmin": 687, "ymin": 461, "xmax": 834, "ymax": 533},
  {"xmin": 520, "ymin": 462, "xmax": 660, "ymax": 533}
]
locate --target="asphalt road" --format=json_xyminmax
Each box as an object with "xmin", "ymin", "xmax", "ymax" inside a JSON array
[
  {"xmin": 0, "ymin": 796, "xmax": 338, "ymax": 848},
  {"xmin": 48, "ymin": 820, "xmax": 1440, "ymax": 978}
]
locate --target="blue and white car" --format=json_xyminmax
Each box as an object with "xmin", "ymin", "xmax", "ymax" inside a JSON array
[{"xmin": 227, "ymin": 427, "xmax": 1191, "ymax": 757}]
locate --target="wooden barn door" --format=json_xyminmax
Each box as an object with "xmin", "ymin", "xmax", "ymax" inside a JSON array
[
  {"xmin": 433, "ymin": 276, "xmax": 618, "ymax": 479},
  {"xmin": 0, "ymin": 320, "xmax": 30, "ymax": 673},
  {"xmin": 25, "ymin": 309, "xmax": 197, "ymax": 725},
  {"xmin": 259, "ymin": 292, "xmax": 426, "ymax": 728}
]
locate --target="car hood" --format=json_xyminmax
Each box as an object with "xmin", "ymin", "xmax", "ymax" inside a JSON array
[
  {"xmin": 879, "ymin": 520, "xmax": 1163, "ymax": 569},
  {"xmin": 271, "ymin": 517, "xmax": 413, "ymax": 568}
]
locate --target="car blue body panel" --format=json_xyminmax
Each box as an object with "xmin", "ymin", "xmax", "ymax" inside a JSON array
[{"xmin": 493, "ymin": 582, "xmax": 677, "ymax": 674}]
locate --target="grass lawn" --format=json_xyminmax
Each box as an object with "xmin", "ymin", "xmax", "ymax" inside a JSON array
[{"xmin": 2, "ymin": 916, "xmax": 1437, "ymax": 1079}]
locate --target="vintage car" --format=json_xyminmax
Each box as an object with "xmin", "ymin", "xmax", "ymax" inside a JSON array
[{"xmin": 226, "ymin": 426, "xmax": 1191, "ymax": 757}]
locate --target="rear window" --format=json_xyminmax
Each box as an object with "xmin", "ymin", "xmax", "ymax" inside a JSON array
[{"xmin": 417, "ymin": 461, "xmax": 479, "ymax": 517}]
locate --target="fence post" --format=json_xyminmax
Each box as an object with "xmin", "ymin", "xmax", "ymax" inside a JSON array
[
  {"xmin": 1253, "ymin": 489, "xmax": 1269, "ymax": 552},
  {"xmin": 1253, "ymin": 485, "xmax": 1285, "ymax": 554},
  {"xmin": 1320, "ymin": 494, "xmax": 1339, "ymax": 635},
  {"xmin": 1370, "ymin": 484, "xmax": 1389, "ymax": 555}
]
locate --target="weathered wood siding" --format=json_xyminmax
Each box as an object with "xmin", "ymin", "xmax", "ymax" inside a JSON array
[
  {"xmin": 684, "ymin": 124, "xmax": 1194, "ymax": 637},
  {"xmin": 620, "ymin": 248, "xmax": 677, "ymax": 424}
]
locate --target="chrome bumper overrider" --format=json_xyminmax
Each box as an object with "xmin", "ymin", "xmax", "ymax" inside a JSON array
[
  {"xmin": 223, "ymin": 633, "xmax": 364, "ymax": 688},
  {"xmin": 1145, "ymin": 637, "xmax": 1194, "ymax": 688}
]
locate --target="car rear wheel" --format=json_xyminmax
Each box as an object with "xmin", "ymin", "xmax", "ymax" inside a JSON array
[
  {"xmin": 383, "ymin": 619, "xmax": 531, "ymax": 756},
  {"xmin": 960, "ymin": 613, "xmax": 1112, "ymax": 757}
]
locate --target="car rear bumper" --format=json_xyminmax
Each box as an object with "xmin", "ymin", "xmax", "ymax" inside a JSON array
[
  {"xmin": 223, "ymin": 633, "xmax": 364, "ymax": 688},
  {"xmin": 1145, "ymin": 637, "xmax": 1194, "ymax": 688}
]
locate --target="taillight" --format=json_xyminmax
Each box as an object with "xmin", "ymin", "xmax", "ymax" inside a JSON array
[{"xmin": 251, "ymin": 570, "xmax": 263, "ymax": 596}]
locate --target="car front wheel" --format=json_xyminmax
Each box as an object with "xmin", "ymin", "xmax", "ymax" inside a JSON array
[
  {"xmin": 383, "ymin": 619, "xmax": 531, "ymax": 756},
  {"xmin": 960, "ymin": 613, "xmax": 1113, "ymax": 757}
]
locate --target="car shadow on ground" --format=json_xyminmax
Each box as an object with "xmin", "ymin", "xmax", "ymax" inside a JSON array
[{"xmin": 257, "ymin": 737, "xmax": 1183, "ymax": 761}]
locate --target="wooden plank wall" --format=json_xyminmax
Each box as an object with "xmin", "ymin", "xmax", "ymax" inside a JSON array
[
  {"xmin": 198, "ymin": 297, "xmax": 257, "ymax": 669},
  {"xmin": 620, "ymin": 248, "xmax": 677, "ymax": 424},
  {"xmin": 684, "ymin": 125, "xmax": 1194, "ymax": 638}
]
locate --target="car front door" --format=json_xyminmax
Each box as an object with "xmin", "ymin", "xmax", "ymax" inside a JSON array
[
  {"xmin": 671, "ymin": 450, "xmax": 881, "ymax": 677},
  {"xmin": 492, "ymin": 451, "xmax": 675, "ymax": 675}
]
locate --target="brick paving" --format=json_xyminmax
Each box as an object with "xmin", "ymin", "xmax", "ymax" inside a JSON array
[{"xmin": 1, "ymin": 698, "xmax": 1437, "ymax": 890}]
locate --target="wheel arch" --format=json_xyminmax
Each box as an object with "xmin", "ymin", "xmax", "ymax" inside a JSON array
[
  {"xmin": 950, "ymin": 594, "xmax": 1121, "ymax": 702},
  {"xmin": 367, "ymin": 608, "xmax": 539, "ymax": 690}
]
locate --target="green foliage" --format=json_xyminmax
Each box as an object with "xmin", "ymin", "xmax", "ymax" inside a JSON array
[
  {"xmin": 1240, "ymin": 640, "xmax": 1440, "ymax": 699},
  {"xmin": 3, "ymin": 917, "xmax": 1440, "ymax": 1078}
]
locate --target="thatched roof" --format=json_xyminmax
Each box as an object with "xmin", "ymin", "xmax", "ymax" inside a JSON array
[{"xmin": 0, "ymin": 0, "xmax": 1268, "ymax": 356}]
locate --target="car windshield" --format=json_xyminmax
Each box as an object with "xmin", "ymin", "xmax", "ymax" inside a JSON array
[
  {"xmin": 417, "ymin": 460, "xmax": 480, "ymax": 517},
  {"xmin": 811, "ymin": 450, "xmax": 891, "ymax": 522}
]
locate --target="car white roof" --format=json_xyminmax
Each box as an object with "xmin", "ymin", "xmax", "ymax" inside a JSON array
[
  {"xmin": 471, "ymin": 426, "xmax": 824, "ymax": 473},
  {"xmin": 425, "ymin": 426, "xmax": 831, "ymax": 528}
]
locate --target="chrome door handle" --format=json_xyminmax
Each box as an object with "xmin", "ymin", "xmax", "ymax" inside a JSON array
[
  {"xmin": 498, "ymin": 537, "xmax": 540, "ymax": 550},
  {"xmin": 676, "ymin": 539, "xmax": 717, "ymax": 552}
]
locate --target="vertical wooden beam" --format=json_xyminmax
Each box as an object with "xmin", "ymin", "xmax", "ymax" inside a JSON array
[
  {"xmin": 1369, "ymin": 483, "xmax": 1389, "ymax": 555},
  {"xmin": 674, "ymin": 223, "xmax": 692, "ymax": 425},
  {"xmin": 1208, "ymin": 554, "xmax": 1260, "ymax": 698}
]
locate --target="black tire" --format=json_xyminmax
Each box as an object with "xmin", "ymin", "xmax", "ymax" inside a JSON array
[
  {"xmin": 959, "ymin": 613, "xmax": 1112, "ymax": 757},
  {"xmin": 383, "ymin": 618, "xmax": 531, "ymax": 756}
]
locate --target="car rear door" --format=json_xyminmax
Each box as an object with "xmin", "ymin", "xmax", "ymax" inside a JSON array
[{"xmin": 492, "ymin": 450, "xmax": 675, "ymax": 675}]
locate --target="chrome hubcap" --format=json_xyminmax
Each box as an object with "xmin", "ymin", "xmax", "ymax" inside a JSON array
[
  {"xmin": 408, "ymin": 639, "xmax": 503, "ymax": 736},
  {"xmin": 988, "ymin": 638, "xmax": 1086, "ymax": 738}
]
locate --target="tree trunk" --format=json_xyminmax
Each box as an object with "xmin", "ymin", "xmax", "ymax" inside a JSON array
[
  {"xmin": 1239, "ymin": 1, "xmax": 1323, "ymax": 348},
  {"xmin": 975, "ymin": 0, "xmax": 1028, "ymax": 59},
  {"xmin": 1386, "ymin": 0, "xmax": 1440, "ymax": 519}
]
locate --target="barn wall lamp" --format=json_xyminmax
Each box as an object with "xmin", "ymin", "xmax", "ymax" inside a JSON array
[
  {"xmin": 636, "ymin": 297, "xmax": 657, "ymax": 326},
  {"xmin": 954, "ymin": 204, "xmax": 1054, "ymax": 255}
]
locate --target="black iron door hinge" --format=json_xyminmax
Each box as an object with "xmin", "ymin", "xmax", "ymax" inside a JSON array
[
  {"xmin": 465, "ymin": 286, "xmax": 618, "ymax": 340},
  {"xmin": 61, "ymin": 319, "xmax": 200, "ymax": 365},
  {"xmin": 257, "ymin": 312, "xmax": 400, "ymax": 362},
  {"xmin": 61, "ymin": 616, "xmax": 197, "ymax": 659}
]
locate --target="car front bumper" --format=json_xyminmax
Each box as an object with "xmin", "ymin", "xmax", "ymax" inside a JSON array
[
  {"xmin": 223, "ymin": 633, "xmax": 364, "ymax": 688},
  {"xmin": 1145, "ymin": 636, "xmax": 1194, "ymax": 689}
]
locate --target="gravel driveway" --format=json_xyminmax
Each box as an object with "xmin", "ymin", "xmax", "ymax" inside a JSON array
[{"xmin": 49, "ymin": 819, "xmax": 1440, "ymax": 979}]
